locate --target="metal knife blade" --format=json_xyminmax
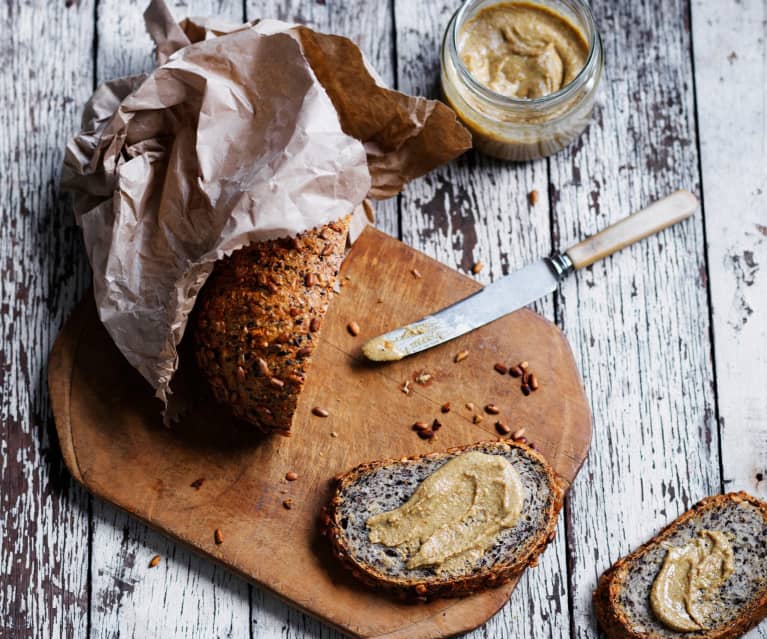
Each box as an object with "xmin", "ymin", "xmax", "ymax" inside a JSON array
[
  {"xmin": 362, "ymin": 190, "xmax": 698, "ymax": 362},
  {"xmin": 362, "ymin": 258, "xmax": 563, "ymax": 362}
]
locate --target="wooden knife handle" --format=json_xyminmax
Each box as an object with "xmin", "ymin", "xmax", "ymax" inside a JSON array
[{"xmin": 565, "ymin": 190, "xmax": 698, "ymax": 270}]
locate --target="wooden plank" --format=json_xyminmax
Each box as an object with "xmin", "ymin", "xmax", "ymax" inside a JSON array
[
  {"xmin": 89, "ymin": 2, "xmax": 251, "ymax": 638},
  {"xmin": 548, "ymin": 0, "xmax": 720, "ymax": 636},
  {"xmin": 392, "ymin": 3, "xmax": 571, "ymax": 639},
  {"xmin": 244, "ymin": 2, "xmax": 396, "ymax": 636},
  {"xmin": 249, "ymin": 0, "xmax": 398, "ymax": 239},
  {"xmin": 691, "ymin": 0, "xmax": 767, "ymax": 507},
  {"xmin": 0, "ymin": 1, "xmax": 95, "ymax": 637},
  {"xmin": 691, "ymin": 5, "xmax": 767, "ymax": 632}
]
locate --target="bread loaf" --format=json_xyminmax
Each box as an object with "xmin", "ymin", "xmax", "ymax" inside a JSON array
[
  {"xmin": 323, "ymin": 440, "xmax": 565, "ymax": 600},
  {"xmin": 594, "ymin": 492, "xmax": 767, "ymax": 639},
  {"xmin": 193, "ymin": 217, "xmax": 350, "ymax": 434}
]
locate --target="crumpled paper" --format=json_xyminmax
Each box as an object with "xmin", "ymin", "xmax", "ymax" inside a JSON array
[{"xmin": 62, "ymin": 0, "xmax": 471, "ymax": 407}]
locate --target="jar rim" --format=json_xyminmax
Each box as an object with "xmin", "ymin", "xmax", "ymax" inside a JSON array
[{"xmin": 450, "ymin": 0, "xmax": 601, "ymax": 110}]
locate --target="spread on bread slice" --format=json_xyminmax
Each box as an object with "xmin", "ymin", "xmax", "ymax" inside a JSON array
[
  {"xmin": 594, "ymin": 492, "xmax": 767, "ymax": 639},
  {"xmin": 322, "ymin": 440, "xmax": 565, "ymax": 600}
]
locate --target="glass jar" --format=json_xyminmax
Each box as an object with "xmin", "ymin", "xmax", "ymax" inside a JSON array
[{"xmin": 441, "ymin": 0, "xmax": 603, "ymax": 161}]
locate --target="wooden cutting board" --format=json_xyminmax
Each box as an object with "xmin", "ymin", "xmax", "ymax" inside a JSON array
[{"xmin": 49, "ymin": 226, "xmax": 591, "ymax": 639}]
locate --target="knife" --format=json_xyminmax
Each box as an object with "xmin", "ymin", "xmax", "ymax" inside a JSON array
[{"xmin": 362, "ymin": 190, "xmax": 698, "ymax": 362}]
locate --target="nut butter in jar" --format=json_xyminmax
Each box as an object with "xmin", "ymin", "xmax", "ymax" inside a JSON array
[{"xmin": 441, "ymin": 0, "xmax": 603, "ymax": 161}]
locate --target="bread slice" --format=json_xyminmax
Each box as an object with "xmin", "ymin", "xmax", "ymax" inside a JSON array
[
  {"xmin": 193, "ymin": 217, "xmax": 350, "ymax": 434},
  {"xmin": 322, "ymin": 440, "xmax": 565, "ymax": 600},
  {"xmin": 594, "ymin": 492, "xmax": 767, "ymax": 639}
]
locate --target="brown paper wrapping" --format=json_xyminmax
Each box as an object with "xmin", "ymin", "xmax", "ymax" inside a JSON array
[{"xmin": 62, "ymin": 0, "xmax": 470, "ymax": 408}]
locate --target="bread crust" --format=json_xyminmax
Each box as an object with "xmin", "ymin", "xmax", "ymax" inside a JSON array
[
  {"xmin": 322, "ymin": 440, "xmax": 565, "ymax": 601},
  {"xmin": 593, "ymin": 492, "xmax": 767, "ymax": 639},
  {"xmin": 193, "ymin": 217, "xmax": 350, "ymax": 434}
]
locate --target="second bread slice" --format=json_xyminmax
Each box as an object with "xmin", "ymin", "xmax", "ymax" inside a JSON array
[{"xmin": 594, "ymin": 492, "xmax": 767, "ymax": 639}]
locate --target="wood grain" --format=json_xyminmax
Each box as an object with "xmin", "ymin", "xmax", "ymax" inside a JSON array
[
  {"xmin": 691, "ymin": 0, "xmax": 767, "ymax": 628},
  {"xmin": 691, "ymin": 0, "xmax": 767, "ymax": 513},
  {"xmin": 49, "ymin": 227, "xmax": 592, "ymax": 639},
  {"xmin": 548, "ymin": 1, "xmax": 720, "ymax": 637},
  {"xmin": 90, "ymin": 2, "xmax": 252, "ymax": 638},
  {"xmin": 0, "ymin": 1, "xmax": 94, "ymax": 636}
]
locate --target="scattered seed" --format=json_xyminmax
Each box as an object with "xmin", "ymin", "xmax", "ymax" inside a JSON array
[
  {"xmin": 529, "ymin": 189, "xmax": 539, "ymax": 206},
  {"xmin": 214, "ymin": 528, "xmax": 224, "ymax": 545},
  {"xmin": 411, "ymin": 268, "xmax": 422, "ymax": 279},
  {"xmin": 417, "ymin": 429, "xmax": 435, "ymax": 440},
  {"xmin": 412, "ymin": 421, "xmax": 429, "ymax": 431},
  {"xmin": 519, "ymin": 360, "xmax": 529, "ymax": 370},
  {"xmin": 495, "ymin": 421, "xmax": 511, "ymax": 435},
  {"xmin": 190, "ymin": 477, "xmax": 205, "ymax": 490},
  {"xmin": 465, "ymin": 402, "xmax": 475, "ymax": 411},
  {"xmin": 432, "ymin": 419, "xmax": 442, "ymax": 431},
  {"xmin": 269, "ymin": 377, "xmax": 285, "ymax": 388},
  {"xmin": 285, "ymin": 471, "xmax": 298, "ymax": 481},
  {"xmin": 347, "ymin": 321, "xmax": 360, "ymax": 336},
  {"xmin": 304, "ymin": 273, "xmax": 316, "ymax": 287},
  {"xmin": 529, "ymin": 373, "xmax": 539, "ymax": 391},
  {"xmin": 493, "ymin": 363, "xmax": 508, "ymax": 375},
  {"xmin": 484, "ymin": 403, "xmax": 500, "ymax": 415},
  {"xmin": 510, "ymin": 366, "xmax": 523, "ymax": 378},
  {"xmin": 376, "ymin": 298, "xmax": 384, "ymax": 304},
  {"xmin": 471, "ymin": 261, "xmax": 484, "ymax": 274},
  {"xmin": 401, "ymin": 380, "xmax": 412, "ymax": 395},
  {"xmin": 149, "ymin": 555, "xmax": 161, "ymax": 568},
  {"xmin": 309, "ymin": 318, "xmax": 321, "ymax": 332},
  {"xmin": 312, "ymin": 406, "xmax": 329, "ymax": 417},
  {"xmin": 472, "ymin": 414, "xmax": 483, "ymax": 424},
  {"xmin": 521, "ymin": 384, "xmax": 531, "ymax": 396},
  {"xmin": 283, "ymin": 499, "xmax": 294, "ymax": 510},
  {"xmin": 512, "ymin": 428, "xmax": 526, "ymax": 440},
  {"xmin": 441, "ymin": 402, "xmax": 451, "ymax": 413},
  {"xmin": 454, "ymin": 350, "xmax": 469, "ymax": 363},
  {"xmin": 256, "ymin": 358, "xmax": 270, "ymax": 376},
  {"xmin": 414, "ymin": 370, "xmax": 432, "ymax": 384},
  {"xmin": 330, "ymin": 431, "xmax": 338, "ymax": 438}
]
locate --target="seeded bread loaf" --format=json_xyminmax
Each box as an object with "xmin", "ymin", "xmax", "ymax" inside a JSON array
[
  {"xmin": 594, "ymin": 492, "xmax": 767, "ymax": 639},
  {"xmin": 193, "ymin": 217, "xmax": 350, "ymax": 434},
  {"xmin": 322, "ymin": 440, "xmax": 565, "ymax": 600}
]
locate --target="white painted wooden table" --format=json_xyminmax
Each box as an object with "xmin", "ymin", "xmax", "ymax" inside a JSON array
[{"xmin": 1, "ymin": 0, "xmax": 765, "ymax": 637}]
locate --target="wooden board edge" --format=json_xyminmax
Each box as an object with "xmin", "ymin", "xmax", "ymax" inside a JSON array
[
  {"xmin": 47, "ymin": 231, "xmax": 593, "ymax": 638},
  {"xmin": 48, "ymin": 293, "xmax": 94, "ymax": 485}
]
